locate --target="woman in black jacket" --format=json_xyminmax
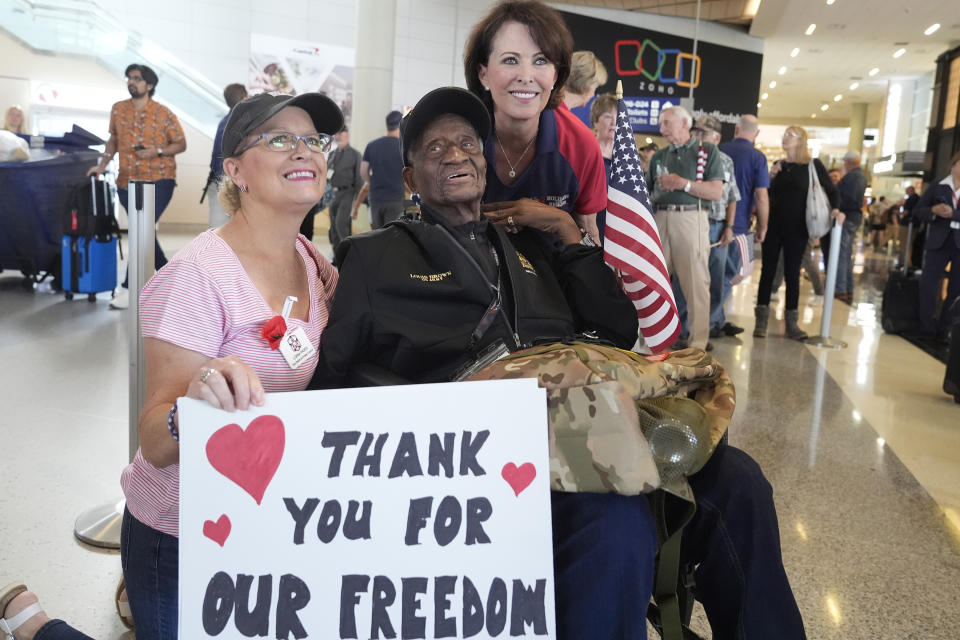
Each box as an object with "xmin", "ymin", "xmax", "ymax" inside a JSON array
[{"xmin": 754, "ymin": 125, "xmax": 841, "ymax": 339}]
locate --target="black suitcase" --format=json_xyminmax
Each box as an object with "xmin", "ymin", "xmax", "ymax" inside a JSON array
[
  {"xmin": 881, "ymin": 222, "xmax": 920, "ymax": 334},
  {"xmin": 945, "ymin": 302, "xmax": 960, "ymax": 403}
]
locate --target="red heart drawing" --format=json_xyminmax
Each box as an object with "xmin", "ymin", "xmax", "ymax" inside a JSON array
[
  {"xmin": 501, "ymin": 462, "xmax": 537, "ymax": 496},
  {"xmin": 205, "ymin": 415, "xmax": 285, "ymax": 505},
  {"xmin": 203, "ymin": 514, "xmax": 231, "ymax": 547}
]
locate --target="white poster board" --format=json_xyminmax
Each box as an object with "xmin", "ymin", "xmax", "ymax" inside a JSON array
[{"xmin": 179, "ymin": 379, "xmax": 555, "ymax": 639}]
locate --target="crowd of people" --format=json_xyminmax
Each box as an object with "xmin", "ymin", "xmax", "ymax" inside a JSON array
[{"xmin": 2, "ymin": 1, "xmax": 958, "ymax": 639}]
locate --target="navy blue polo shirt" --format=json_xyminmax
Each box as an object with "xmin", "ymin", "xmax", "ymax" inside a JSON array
[
  {"xmin": 362, "ymin": 135, "xmax": 404, "ymax": 205},
  {"xmin": 719, "ymin": 137, "xmax": 770, "ymax": 234}
]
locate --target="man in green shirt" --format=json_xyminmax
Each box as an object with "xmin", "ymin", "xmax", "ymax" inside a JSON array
[{"xmin": 648, "ymin": 105, "xmax": 723, "ymax": 349}]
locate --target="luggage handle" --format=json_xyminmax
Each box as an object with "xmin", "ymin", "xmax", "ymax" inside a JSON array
[{"xmin": 901, "ymin": 221, "xmax": 912, "ymax": 275}]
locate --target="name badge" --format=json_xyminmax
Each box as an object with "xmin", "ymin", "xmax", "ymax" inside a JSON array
[{"xmin": 278, "ymin": 326, "xmax": 316, "ymax": 370}]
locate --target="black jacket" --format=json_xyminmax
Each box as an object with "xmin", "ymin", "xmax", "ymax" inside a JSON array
[
  {"xmin": 913, "ymin": 178, "xmax": 960, "ymax": 252},
  {"xmin": 309, "ymin": 209, "xmax": 638, "ymax": 387}
]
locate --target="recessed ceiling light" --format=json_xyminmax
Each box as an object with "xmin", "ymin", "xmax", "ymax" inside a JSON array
[
  {"xmin": 761, "ymin": 92, "xmax": 769, "ymax": 100},
  {"xmin": 820, "ymin": 104, "xmax": 829, "ymax": 111},
  {"xmin": 893, "ymin": 48, "xmax": 906, "ymax": 58},
  {"xmin": 778, "ymin": 66, "xmax": 787, "ymax": 75},
  {"xmin": 826, "ymin": 0, "xmax": 835, "ymax": 4},
  {"xmin": 869, "ymin": 67, "xmax": 880, "ymax": 76},
  {"xmin": 811, "ymin": 113, "xmax": 817, "ymax": 119},
  {"xmin": 849, "ymin": 82, "xmax": 859, "ymax": 90},
  {"xmin": 757, "ymin": 102, "xmax": 762, "ymax": 108},
  {"xmin": 790, "ymin": 48, "xmax": 800, "ymax": 57},
  {"xmin": 834, "ymin": 94, "xmax": 843, "ymax": 101},
  {"xmin": 645, "ymin": 137, "xmax": 653, "ymax": 144},
  {"xmin": 805, "ymin": 24, "xmax": 817, "ymax": 35},
  {"xmin": 924, "ymin": 23, "xmax": 940, "ymax": 36},
  {"xmin": 769, "ymin": 81, "xmax": 777, "ymax": 89}
]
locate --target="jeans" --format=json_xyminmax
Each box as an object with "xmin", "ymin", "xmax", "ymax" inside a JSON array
[
  {"xmin": 118, "ymin": 179, "xmax": 176, "ymax": 289},
  {"xmin": 708, "ymin": 220, "xmax": 730, "ymax": 330},
  {"xmin": 33, "ymin": 620, "xmax": 93, "ymax": 639},
  {"xmin": 551, "ymin": 491, "xmax": 656, "ymax": 639},
  {"xmin": 820, "ymin": 216, "xmax": 858, "ymax": 295},
  {"xmin": 686, "ymin": 443, "xmax": 806, "ymax": 639},
  {"xmin": 121, "ymin": 508, "xmax": 179, "ymax": 640},
  {"xmin": 719, "ymin": 239, "xmax": 742, "ymax": 321}
]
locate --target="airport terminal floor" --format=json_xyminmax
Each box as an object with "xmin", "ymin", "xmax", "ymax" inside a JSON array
[{"xmin": 1, "ymin": 227, "xmax": 959, "ymax": 639}]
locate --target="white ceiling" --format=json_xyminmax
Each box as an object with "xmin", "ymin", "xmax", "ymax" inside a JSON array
[{"xmin": 557, "ymin": 0, "xmax": 960, "ymax": 127}]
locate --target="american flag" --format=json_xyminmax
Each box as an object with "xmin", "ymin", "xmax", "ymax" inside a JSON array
[
  {"xmin": 729, "ymin": 232, "xmax": 756, "ymax": 285},
  {"xmin": 602, "ymin": 100, "xmax": 680, "ymax": 353}
]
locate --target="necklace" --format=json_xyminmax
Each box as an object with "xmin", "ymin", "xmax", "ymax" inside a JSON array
[{"xmin": 495, "ymin": 131, "xmax": 536, "ymax": 179}]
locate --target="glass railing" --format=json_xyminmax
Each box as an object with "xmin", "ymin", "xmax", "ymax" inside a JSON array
[{"xmin": 0, "ymin": 0, "xmax": 226, "ymax": 137}]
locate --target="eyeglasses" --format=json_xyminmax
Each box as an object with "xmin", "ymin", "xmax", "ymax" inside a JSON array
[
  {"xmin": 783, "ymin": 131, "xmax": 800, "ymax": 138},
  {"xmin": 236, "ymin": 131, "xmax": 335, "ymax": 156}
]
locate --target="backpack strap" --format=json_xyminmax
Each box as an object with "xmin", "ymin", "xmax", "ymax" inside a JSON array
[{"xmin": 650, "ymin": 484, "xmax": 697, "ymax": 640}]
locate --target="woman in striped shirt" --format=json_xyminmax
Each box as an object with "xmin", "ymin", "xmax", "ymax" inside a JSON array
[{"xmin": 118, "ymin": 92, "xmax": 343, "ymax": 639}]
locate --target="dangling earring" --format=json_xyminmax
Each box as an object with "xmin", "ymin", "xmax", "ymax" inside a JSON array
[{"xmin": 411, "ymin": 193, "xmax": 421, "ymax": 206}]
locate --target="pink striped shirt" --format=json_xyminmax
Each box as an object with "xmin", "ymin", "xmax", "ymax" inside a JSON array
[{"xmin": 120, "ymin": 230, "xmax": 338, "ymax": 537}]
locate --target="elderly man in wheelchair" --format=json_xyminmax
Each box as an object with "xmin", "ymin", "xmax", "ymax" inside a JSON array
[{"xmin": 309, "ymin": 87, "xmax": 805, "ymax": 640}]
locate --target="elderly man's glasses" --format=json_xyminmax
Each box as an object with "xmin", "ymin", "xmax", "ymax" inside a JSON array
[{"xmin": 237, "ymin": 131, "xmax": 335, "ymax": 156}]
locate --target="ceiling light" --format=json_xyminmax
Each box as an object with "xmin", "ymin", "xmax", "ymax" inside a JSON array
[
  {"xmin": 645, "ymin": 137, "xmax": 653, "ymax": 143},
  {"xmin": 826, "ymin": 0, "xmax": 835, "ymax": 4},
  {"xmin": 849, "ymin": 82, "xmax": 859, "ymax": 90},
  {"xmin": 924, "ymin": 23, "xmax": 940, "ymax": 36},
  {"xmin": 805, "ymin": 24, "xmax": 816, "ymax": 35},
  {"xmin": 893, "ymin": 48, "xmax": 906, "ymax": 58},
  {"xmin": 761, "ymin": 92, "xmax": 769, "ymax": 100},
  {"xmin": 757, "ymin": 102, "xmax": 762, "ymax": 108},
  {"xmin": 869, "ymin": 67, "xmax": 879, "ymax": 76},
  {"xmin": 834, "ymin": 94, "xmax": 843, "ymax": 101},
  {"xmin": 791, "ymin": 48, "xmax": 800, "ymax": 57},
  {"xmin": 820, "ymin": 104, "xmax": 829, "ymax": 111},
  {"xmin": 769, "ymin": 81, "xmax": 777, "ymax": 89},
  {"xmin": 811, "ymin": 114, "xmax": 817, "ymax": 119},
  {"xmin": 778, "ymin": 66, "xmax": 787, "ymax": 75}
]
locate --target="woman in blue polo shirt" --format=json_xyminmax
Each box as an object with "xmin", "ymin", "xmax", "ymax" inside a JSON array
[{"xmin": 463, "ymin": 0, "xmax": 606, "ymax": 245}]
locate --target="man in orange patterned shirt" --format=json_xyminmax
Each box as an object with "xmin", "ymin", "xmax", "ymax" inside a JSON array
[{"xmin": 88, "ymin": 63, "xmax": 186, "ymax": 309}]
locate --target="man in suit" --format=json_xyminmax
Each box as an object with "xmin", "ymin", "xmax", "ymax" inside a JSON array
[
  {"xmin": 326, "ymin": 126, "xmax": 363, "ymax": 252},
  {"xmin": 913, "ymin": 150, "xmax": 960, "ymax": 338}
]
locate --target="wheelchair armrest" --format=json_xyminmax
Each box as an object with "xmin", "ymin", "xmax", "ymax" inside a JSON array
[{"xmin": 345, "ymin": 363, "xmax": 411, "ymax": 388}]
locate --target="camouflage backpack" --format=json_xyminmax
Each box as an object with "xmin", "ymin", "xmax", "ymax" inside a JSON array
[{"xmin": 467, "ymin": 341, "xmax": 735, "ymax": 497}]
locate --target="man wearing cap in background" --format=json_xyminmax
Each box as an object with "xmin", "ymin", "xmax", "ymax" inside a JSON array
[
  {"xmin": 359, "ymin": 109, "xmax": 405, "ymax": 229},
  {"xmin": 88, "ymin": 63, "xmax": 186, "ymax": 310},
  {"xmin": 648, "ymin": 105, "xmax": 723, "ymax": 350},
  {"xmin": 204, "ymin": 82, "xmax": 248, "ymax": 228},
  {"xmin": 639, "ymin": 141, "xmax": 658, "ymax": 178},
  {"xmin": 691, "ymin": 115, "xmax": 741, "ymax": 340},
  {"xmin": 326, "ymin": 126, "xmax": 363, "ymax": 252}
]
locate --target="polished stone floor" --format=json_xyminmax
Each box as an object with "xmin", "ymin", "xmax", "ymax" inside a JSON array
[{"xmin": 0, "ymin": 229, "xmax": 958, "ymax": 639}]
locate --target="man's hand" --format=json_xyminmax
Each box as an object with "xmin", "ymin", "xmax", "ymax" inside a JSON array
[
  {"xmin": 86, "ymin": 165, "xmax": 105, "ymax": 177},
  {"xmin": 830, "ymin": 209, "xmax": 845, "ymax": 226},
  {"xmin": 482, "ymin": 199, "xmax": 581, "ymax": 245},
  {"xmin": 932, "ymin": 203, "xmax": 954, "ymax": 218},
  {"xmin": 755, "ymin": 226, "xmax": 767, "ymax": 243},
  {"xmin": 657, "ymin": 173, "xmax": 689, "ymax": 192},
  {"xmin": 719, "ymin": 226, "xmax": 734, "ymax": 247},
  {"xmin": 135, "ymin": 147, "xmax": 160, "ymax": 160}
]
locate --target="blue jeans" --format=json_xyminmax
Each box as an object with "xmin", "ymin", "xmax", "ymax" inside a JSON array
[
  {"xmin": 118, "ymin": 178, "xmax": 176, "ymax": 289},
  {"xmin": 552, "ymin": 491, "xmax": 656, "ymax": 639},
  {"xmin": 708, "ymin": 220, "xmax": 730, "ymax": 330},
  {"xmin": 720, "ymin": 239, "xmax": 742, "ymax": 321},
  {"xmin": 121, "ymin": 508, "xmax": 179, "ymax": 640},
  {"xmin": 820, "ymin": 216, "xmax": 858, "ymax": 295},
  {"xmin": 33, "ymin": 620, "xmax": 93, "ymax": 639},
  {"xmin": 686, "ymin": 443, "xmax": 806, "ymax": 639}
]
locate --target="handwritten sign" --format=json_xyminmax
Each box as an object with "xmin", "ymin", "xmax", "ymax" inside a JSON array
[{"xmin": 179, "ymin": 379, "xmax": 555, "ymax": 639}]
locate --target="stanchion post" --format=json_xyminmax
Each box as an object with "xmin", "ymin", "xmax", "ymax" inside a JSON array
[
  {"xmin": 73, "ymin": 181, "xmax": 156, "ymax": 549},
  {"xmin": 806, "ymin": 219, "xmax": 848, "ymax": 349}
]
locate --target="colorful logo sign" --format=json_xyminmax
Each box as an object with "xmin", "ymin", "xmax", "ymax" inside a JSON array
[{"xmin": 615, "ymin": 39, "xmax": 701, "ymax": 88}]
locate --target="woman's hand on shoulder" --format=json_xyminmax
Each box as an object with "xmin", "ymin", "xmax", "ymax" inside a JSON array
[
  {"xmin": 186, "ymin": 355, "xmax": 266, "ymax": 411},
  {"xmin": 482, "ymin": 199, "xmax": 581, "ymax": 244}
]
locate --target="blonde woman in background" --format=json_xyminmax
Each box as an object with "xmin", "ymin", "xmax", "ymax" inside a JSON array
[
  {"xmin": 3, "ymin": 105, "xmax": 25, "ymax": 134},
  {"xmin": 563, "ymin": 50, "xmax": 607, "ymax": 127}
]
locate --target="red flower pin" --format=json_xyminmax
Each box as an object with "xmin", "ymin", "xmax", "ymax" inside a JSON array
[{"xmin": 261, "ymin": 315, "xmax": 287, "ymax": 350}]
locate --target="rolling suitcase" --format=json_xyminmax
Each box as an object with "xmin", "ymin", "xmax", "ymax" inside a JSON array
[
  {"xmin": 61, "ymin": 175, "xmax": 119, "ymax": 301},
  {"xmin": 881, "ymin": 221, "xmax": 920, "ymax": 334}
]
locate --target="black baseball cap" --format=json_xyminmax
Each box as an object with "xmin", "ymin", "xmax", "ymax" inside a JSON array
[
  {"xmin": 640, "ymin": 142, "xmax": 659, "ymax": 152},
  {"xmin": 222, "ymin": 92, "xmax": 344, "ymax": 158},
  {"xmin": 399, "ymin": 87, "xmax": 491, "ymax": 165}
]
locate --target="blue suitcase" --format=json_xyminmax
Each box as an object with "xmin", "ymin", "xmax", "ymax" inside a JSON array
[{"xmin": 62, "ymin": 176, "xmax": 118, "ymax": 301}]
